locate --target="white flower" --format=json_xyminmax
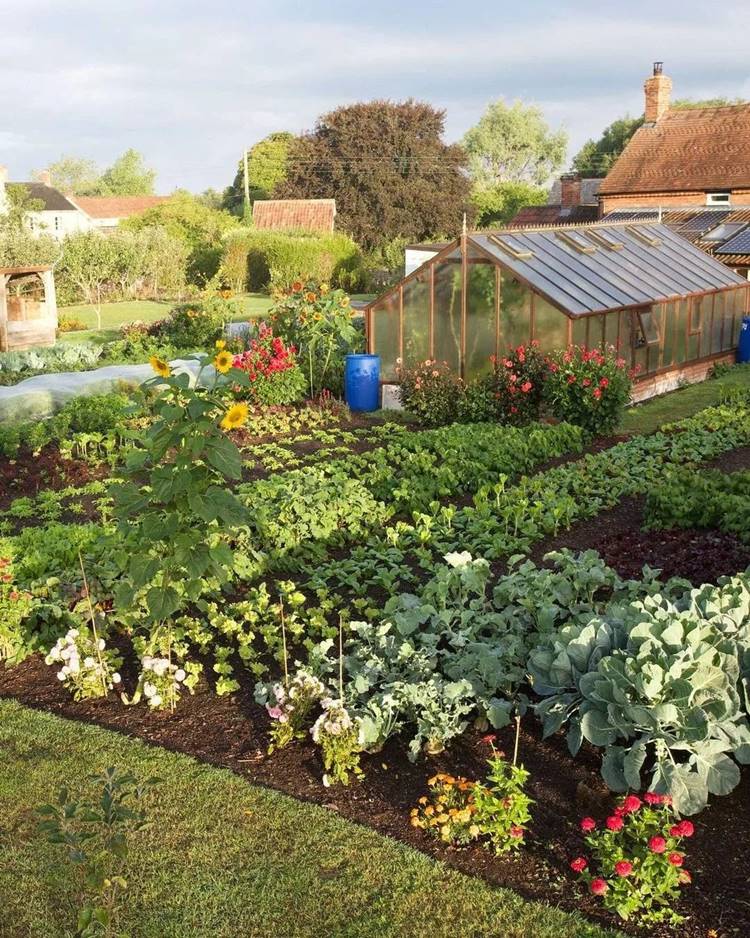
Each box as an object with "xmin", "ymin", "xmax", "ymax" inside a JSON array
[
  {"xmin": 68, "ymin": 629, "xmax": 79, "ymax": 639},
  {"xmin": 98, "ymin": 639, "xmax": 106, "ymax": 651},
  {"xmin": 444, "ymin": 550, "xmax": 473, "ymax": 568},
  {"xmin": 149, "ymin": 694, "xmax": 163, "ymax": 708},
  {"xmin": 142, "ymin": 656, "xmax": 154, "ymax": 670},
  {"xmin": 322, "ymin": 773, "xmax": 331, "ymax": 788},
  {"xmin": 56, "ymin": 671, "xmax": 67, "ymax": 681},
  {"xmin": 84, "ymin": 657, "xmax": 95, "ymax": 668},
  {"xmin": 60, "ymin": 647, "xmax": 72, "ymax": 661},
  {"xmin": 68, "ymin": 659, "xmax": 80, "ymax": 674},
  {"xmin": 143, "ymin": 681, "xmax": 157, "ymax": 698},
  {"xmin": 112, "ymin": 673, "xmax": 122, "ymax": 684},
  {"xmin": 152, "ymin": 659, "xmax": 169, "ymax": 677},
  {"xmin": 174, "ymin": 668, "xmax": 186, "ymax": 682}
]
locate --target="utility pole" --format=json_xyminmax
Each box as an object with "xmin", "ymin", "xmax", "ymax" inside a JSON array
[{"xmin": 243, "ymin": 148, "xmax": 250, "ymax": 221}]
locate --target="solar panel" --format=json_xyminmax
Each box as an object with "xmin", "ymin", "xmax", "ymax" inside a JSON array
[
  {"xmin": 701, "ymin": 222, "xmax": 748, "ymax": 243},
  {"xmin": 716, "ymin": 228, "xmax": 750, "ymax": 255},
  {"xmin": 677, "ymin": 210, "xmax": 732, "ymax": 234},
  {"xmin": 602, "ymin": 210, "xmax": 659, "ymax": 221}
]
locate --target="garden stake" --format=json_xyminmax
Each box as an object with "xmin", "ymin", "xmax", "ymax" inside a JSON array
[
  {"xmin": 512, "ymin": 713, "xmax": 521, "ymax": 767},
  {"xmin": 338, "ymin": 615, "xmax": 344, "ymax": 702},
  {"xmin": 78, "ymin": 551, "xmax": 108, "ymax": 698}
]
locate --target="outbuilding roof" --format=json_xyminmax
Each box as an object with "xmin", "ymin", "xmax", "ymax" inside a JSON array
[
  {"xmin": 72, "ymin": 196, "xmax": 169, "ymax": 219},
  {"xmin": 470, "ymin": 221, "xmax": 746, "ymax": 317},
  {"xmin": 252, "ymin": 199, "xmax": 336, "ymax": 233}
]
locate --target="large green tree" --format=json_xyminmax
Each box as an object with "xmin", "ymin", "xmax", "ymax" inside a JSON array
[
  {"xmin": 32, "ymin": 156, "xmax": 99, "ymax": 194},
  {"xmin": 33, "ymin": 149, "xmax": 157, "ymax": 196},
  {"xmin": 0, "ymin": 184, "xmax": 59, "ymax": 266},
  {"xmin": 223, "ymin": 131, "xmax": 293, "ymax": 217},
  {"xmin": 277, "ymin": 100, "xmax": 470, "ymax": 250},
  {"xmin": 471, "ymin": 181, "xmax": 548, "ymax": 228}
]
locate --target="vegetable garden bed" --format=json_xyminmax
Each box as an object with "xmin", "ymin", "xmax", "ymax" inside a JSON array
[{"xmin": 1, "ymin": 391, "xmax": 750, "ymax": 937}]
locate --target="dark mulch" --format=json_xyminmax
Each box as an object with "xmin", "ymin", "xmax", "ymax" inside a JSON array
[{"xmin": 0, "ymin": 446, "xmax": 108, "ymax": 510}]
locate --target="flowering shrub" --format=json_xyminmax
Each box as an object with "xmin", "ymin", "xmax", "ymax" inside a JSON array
[
  {"xmin": 156, "ymin": 291, "xmax": 243, "ymax": 349},
  {"xmin": 45, "ymin": 627, "xmax": 122, "ymax": 701},
  {"xmin": 270, "ymin": 280, "xmax": 360, "ymax": 397},
  {"xmin": 131, "ymin": 655, "xmax": 190, "ymax": 711},
  {"xmin": 570, "ymin": 793, "xmax": 693, "ymax": 926},
  {"xmin": 544, "ymin": 345, "xmax": 632, "ymax": 435},
  {"xmin": 232, "ymin": 325, "xmax": 306, "ymax": 405},
  {"xmin": 397, "ymin": 360, "xmax": 463, "ymax": 426},
  {"xmin": 256, "ymin": 669, "xmax": 326, "ymax": 753},
  {"xmin": 310, "ymin": 696, "xmax": 364, "ymax": 787},
  {"xmin": 488, "ymin": 343, "xmax": 548, "ymax": 425},
  {"xmin": 411, "ymin": 748, "xmax": 532, "ymax": 855}
]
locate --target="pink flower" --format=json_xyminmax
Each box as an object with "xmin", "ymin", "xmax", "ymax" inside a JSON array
[
  {"xmin": 643, "ymin": 792, "xmax": 662, "ymax": 805},
  {"xmin": 649, "ymin": 836, "xmax": 666, "ymax": 854},
  {"xmin": 674, "ymin": 820, "xmax": 694, "ymax": 838},
  {"xmin": 521, "ymin": 381, "xmax": 533, "ymax": 393},
  {"xmin": 679, "ymin": 869, "xmax": 692, "ymax": 884},
  {"xmin": 266, "ymin": 705, "xmax": 283, "ymax": 720},
  {"xmin": 606, "ymin": 815, "xmax": 624, "ymax": 832},
  {"xmin": 580, "ymin": 817, "xmax": 596, "ymax": 832},
  {"xmin": 593, "ymin": 388, "xmax": 602, "ymax": 400},
  {"xmin": 509, "ymin": 825, "xmax": 524, "ymax": 839},
  {"xmin": 481, "ymin": 733, "xmax": 497, "ymax": 746},
  {"xmin": 668, "ymin": 852, "xmax": 683, "ymax": 867},
  {"xmin": 582, "ymin": 378, "xmax": 591, "ymax": 387},
  {"xmin": 614, "ymin": 860, "xmax": 633, "ymax": 877},
  {"xmin": 622, "ymin": 795, "xmax": 642, "ymax": 813},
  {"xmin": 590, "ymin": 878, "xmax": 608, "ymax": 896},
  {"xmin": 570, "ymin": 857, "xmax": 588, "ymax": 873}
]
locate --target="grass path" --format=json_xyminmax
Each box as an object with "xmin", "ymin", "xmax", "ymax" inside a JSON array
[{"xmin": 0, "ymin": 700, "xmax": 620, "ymax": 938}]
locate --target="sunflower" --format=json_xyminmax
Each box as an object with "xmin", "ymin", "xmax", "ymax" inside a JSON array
[
  {"xmin": 215, "ymin": 338, "xmax": 226, "ymax": 350},
  {"xmin": 320, "ymin": 283, "xmax": 330, "ymax": 295},
  {"xmin": 214, "ymin": 350, "xmax": 233, "ymax": 374},
  {"xmin": 291, "ymin": 280, "xmax": 304, "ymax": 293},
  {"xmin": 149, "ymin": 355, "xmax": 171, "ymax": 378},
  {"xmin": 220, "ymin": 402, "xmax": 249, "ymax": 431},
  {"xmin": 305, "ymin": 291, "xmax": 317, "ymax": 303},
  {"xmin": 340, "ymin": 296, "xmax": 351, "ymax": 308}
]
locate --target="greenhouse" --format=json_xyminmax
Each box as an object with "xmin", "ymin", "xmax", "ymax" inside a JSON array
[{"xmin": 364, "ymin": 221, "xmax": 750, "ymax": 385}]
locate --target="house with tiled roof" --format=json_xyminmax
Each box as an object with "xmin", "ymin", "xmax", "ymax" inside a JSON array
[
  {"xmin": 509, "ymin": 174, "xmax": 601, "ymax": 227},
  {"xmin": 70, "ymin": 195, "xmax": 170, "ymax": 231},
  {"xmin": 599, "ymin": 64, "xmax": 750, "ymax": 278},
  {"xmin": 252, "ymin": 199, "xmax": 336, "ymax": 233}
]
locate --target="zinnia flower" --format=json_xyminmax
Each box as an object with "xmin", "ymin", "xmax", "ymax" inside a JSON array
[
  {"xmin": 668, "ymin": 852, "xmax": 683, "ymax": 867},
  {"xmin": 570, "ymin": 857, "xmax": 588, "ymax": 873},
  {"xmin": 614, "ymin": 860, "xmax": 633, "ymax": 877},
  {"xmin": 149, "ymin": 355, "xmax": 171, "ymax": 378},
  {"xmin": 674, "ymin": 820, "xmax": 694, "ymax": 838},
  {"xmin": 593, "ymin": 388, "xmax": 602, "ymax": 399},
  {"xmin": 678, "ymin": 869, "xmax": 692, "ymax": 884},
  {"xmin": 649, "ymin": 836, "xmax": 666, "ymax": 854},
  {"xmin": 622, "ymin": 795, "xmax": 642, "ymax": 813},
  {"xmin": 606, "ymin": 815, "xmax": 624, "ymax": 831},
  {"xmin": 509, "ymin": 825, "xmax": 523, "ymax": 838},
  {"xmin": 580, "ymin": 817, "xmax": 596, "ymax": 832},
  {"xmin": 590, "ymin": 878, "xmax": 608, "ymax": 895},
  {"xmin": 305, "ymin": 292, "xmax": 317, "ymax": 303},
  {"xmin": 220, "ymin": 402, "xmax": 249, "ymax": 431},
  {"xmin": 214, "ymin": 350, "xmax": 234, "ymax": 374}
]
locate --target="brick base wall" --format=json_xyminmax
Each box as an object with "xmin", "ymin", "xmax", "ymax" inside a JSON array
[{"xmin": 630, "ymin": 353, "xmax": 735, "ymax": 403}]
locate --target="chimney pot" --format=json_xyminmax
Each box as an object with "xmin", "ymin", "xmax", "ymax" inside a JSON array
[{"xmin": 644, "ymin": 63, "xmax": 672, "ymax": 123}]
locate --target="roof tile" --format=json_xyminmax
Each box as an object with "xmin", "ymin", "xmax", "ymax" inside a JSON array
[{"xmin": 252, "ymin": 199, "xmax": 336, "ymax": 232}]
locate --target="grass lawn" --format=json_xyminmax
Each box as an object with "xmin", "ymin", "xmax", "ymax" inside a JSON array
[
  {"xmin": 0, "ymin": 700, "xmax": 620, "ymax": 938},
  {"xmin": 58, "ymin": 294, "xmax": 273, "ymax": 344},
  {"xmin": 619, "ymin": 364, "xmax": 750, "ymax": 435}
]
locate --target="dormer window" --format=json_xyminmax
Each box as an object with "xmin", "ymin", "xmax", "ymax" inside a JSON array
[{"xmin": 706, "ymin": 192, "xmax": 731, "ymax": 206}]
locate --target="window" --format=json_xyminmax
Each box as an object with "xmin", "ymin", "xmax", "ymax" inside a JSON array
[
  {"xmin": 625, "ymin": 225, "xmax": 662, "ymax": 247},
  {"xmin": 706, "ymin": 192, "xmax": 731, "ymax": 205},
  {"xmin": 489, "ymin": 234, "xmax": 533, "ymax": 260},
  {"xmin": 634, "ymin": 309, "xmax": 660, "ymax": 347},
  {"xmin": 555, "ymin": 231, "xmax": 596, "ymax": 254},
  {"xmin": 54, "ymin": 216, "xmax": 60, "ymax": 231},
  {"xmin": 585, "ymin": 229, "xmax": 624, "ymax": 251},
  {"xmin": 703, "ymin": 222, "xmax": 746, "ymax": 242}
]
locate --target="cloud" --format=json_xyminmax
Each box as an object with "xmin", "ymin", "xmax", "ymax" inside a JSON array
[{"xmin": 1, "ymin": 0, "xmax": 748, "ymax": 191}]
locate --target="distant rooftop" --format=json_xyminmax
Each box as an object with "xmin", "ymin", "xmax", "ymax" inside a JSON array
[{"xmin": 252, "ymin": 199, "xmax": 336, "ymax": 233}]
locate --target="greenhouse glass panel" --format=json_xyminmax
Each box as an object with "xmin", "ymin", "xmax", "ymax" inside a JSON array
[
  {"xmin": 402, "ymin": 275, "xmax": 430, "ymax": 366},
  {"xmin": 533, "ymin": 295, "xmax": 568, "ymax": 352},
  {"xmin": 371, "ymin": 292, "xmax": 400, "ymax": 381},
  {"xmin": 710, "ymin": 294, "xmax": 724, "ymax": 354},
  {"xmin": 500, "ymin": 275, "xmax": 531, "ymax": 351},
  {"xmin": 673, "ymin": 300, "xmax": 688, "ymax": 364},
  {"xmin": 465, "ymin": 261, "xmax": 496, "ymax": 379},
  {"xmin": 571, "ymin": 316, "xmax": 587, "ymax": 346},
  {"xmin": 603, "ymin": 311, "xmax": 621, "ymax": 353},
  {"xmin": 433, "ymin": 261, "xmax": 462, "ymax": 371}
]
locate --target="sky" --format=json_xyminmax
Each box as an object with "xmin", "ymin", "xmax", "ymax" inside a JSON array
[{"xmin": 2, "ymin": 0, "xmax": 749, "ymax": 194}]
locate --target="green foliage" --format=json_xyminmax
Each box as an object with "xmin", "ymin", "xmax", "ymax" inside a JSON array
[
  {"xmin": 544, "ymin": 345, "xmax": 632, "ymax": 435},
  {"xmin": 44, "ymin": 626, "xmax": 123, "ymax": 701},
  {"xmin": 33, "ymin": 156, "xmax": 100, "ymax": 195},
  {"xmin": 571, "ymin": 116, "xmax": 644, "ymax": 178},
  {"xmin": 278, "ymin": 100, "xmax": 471, "ymax": 250},
  {"xmin": 122, "ymin": 192, "xmax": 238, "ymax": 284},
  {"xmin": 644, "ymin": 466, "xmax": 750, "ymax": 542},
  {"xmin": 573, "ymin": 794, "xmax": 693, "ymax": 926},
  {"xmin": 0, "ymin": 184, "xmax": 59, "ymax": 267},
  {"xmin": 37, "ymin": 767, "xmax": 159, "ymax": 937},
  {"xmin": 310, "ymin": 697, "xmax": 364, "ymax": 786},
  {"xmin": 94, "ymin": 148, "xmax": 156, "ymax": 196},
  {"xmin": 223, "ymin": 131, "xmax": 294, "ymax": 216},
  {"xmin": 463, "ymin": 100, "xmax": 567, "ymax": 187},
  {"xmin": 486, "ymin": 342, "xmax": 548, "ymax": 424},
  {"xmin": 397, "ymin": 360, "xmax": 465, "ymax": 426},
  {"xmin": 222, "ymin": 227, "xmax": 364, "ymax": 292},
  {"xmin": 471, "ymin": 180, "xmax": 547, "ymax": 228},
  {"xmin": 155, "ymin": 292, "xmax": 240, "ymax": 348}
]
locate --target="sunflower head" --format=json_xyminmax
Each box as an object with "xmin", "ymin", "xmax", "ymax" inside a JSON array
[
  {"xmin": 320, "ymin": 283, "xmax": 330, "ymax": 295},
  {"xmin": 215, "ymin": 338, "xmax": 226, "ymax": 350},
  {"xmin": 340, "ymin": 296, "xmax": 351, "ymax": 308},
  {"xmin": 149, "ymin": 355, "xmax": 171, "ymax": 378},
  {"xmin": 305, "ymin": 291, "xmax": 317, "ymax": 303},
  {"xmin": 214, "ymin": 350, "xmax": 234, "ymax": 374},
  {"xmin": 220, "ymin": 402, "xmax": 249, "ymax": 431}
]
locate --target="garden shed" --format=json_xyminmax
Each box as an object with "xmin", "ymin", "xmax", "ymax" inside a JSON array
[
  {"xmin": 364, "ymin": 222, "xmax": 750, "ymax": 399},
  {"xmin": 0, "ymin": 265, "xmax": 58, "ymax": 352}
]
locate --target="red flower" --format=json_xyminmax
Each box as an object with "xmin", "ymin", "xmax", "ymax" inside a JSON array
[
  {"xmin": 1, "ymin": 574, "xmax": 11, "ymax": 583},
  {"xmin": 649, "ymin": 836, "xmax": 666, "ymax": 854},
  {"xmin": 481, "ymin": 733, "xmax": 497, "ymax": 745},
  {"xmin": 570, "ymin": 857, "xmax": 588, "ymax": 873},
  {"xmin": 509, "ymin": 825, "xmax": 524, "ymax": 839},
  {"xmin": 668, "ymin": 852, "xmax": 683, "ymax": 867},
  {"xmin": 678, "ymin": 869, "xmax": 692, "ymax": 884},
  {"xmin": 580, "ymin": 817, "xmax": 596, "ymax": 832},
  {"xmin": 521, "ymin": 381, "xmax": 532, "ymax": 393},
  {"xmin": 599, "ymin": 377, "xmax": 609, "ymax": 388},
  {"xmin": 614, "ymin": 860, "xmax": 633, "ymax": 877},
  {"xmin": 643, "ymin": 792, "xmax": 662, "ymax": 805},
  {"xmin": 582, "ymin": 378, "xmax": 591, "ymax": 387},
  {"xmin": 567, "ymin": 373, "xmax": 576, "ymax": 384},
  {"xmin": 622, "ymin": 795, "xmax": 642, "ymax": 813},
  {"xmin": 592, "ymin": 388, "xmax": 602, "ymax": 400},
  {"xmin": 590, "ymin": 878, "xmax": 608, "ymax": 896},
  {"xmin": 606, "ymin": 815, "xmax": 623, "ymax": 831},
  {"xmin": 675, "ymin": 820, "xmax": 694, "ymax": 838}
]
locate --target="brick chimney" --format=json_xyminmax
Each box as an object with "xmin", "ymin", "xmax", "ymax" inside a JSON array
[
  {"xmin": 38, "ymin": 169, "xmax": 52, "ymax": 186},
  {"xmin": 644, "ymin": 61, "xmax": 672, "ymax": 123},
  {"xmin": 560, "ymin": 172, "xmax": 582, "ymax": 210}
]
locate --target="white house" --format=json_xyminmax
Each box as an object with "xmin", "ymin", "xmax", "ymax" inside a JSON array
[{"xmin": 0, "ymin": 165, "xmax": 169, "ymax": 240}]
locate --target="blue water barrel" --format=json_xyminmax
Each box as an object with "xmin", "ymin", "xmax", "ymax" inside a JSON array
[
  {"xmin": 738, "ymin": 316, "xmax": 750, "ymax": 363},
  {"xmin": 345, "ymin": 354, "xmax": 380, "ymax": 411}
]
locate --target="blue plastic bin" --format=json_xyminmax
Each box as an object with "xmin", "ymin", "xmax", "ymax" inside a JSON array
[
  {"xmin": 739, "ymin": 316, "xmax": 750, "ymax": 363},
  {"xmin": 344, "ymin": 354, "xmax": 380, "ymax": 412}
]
